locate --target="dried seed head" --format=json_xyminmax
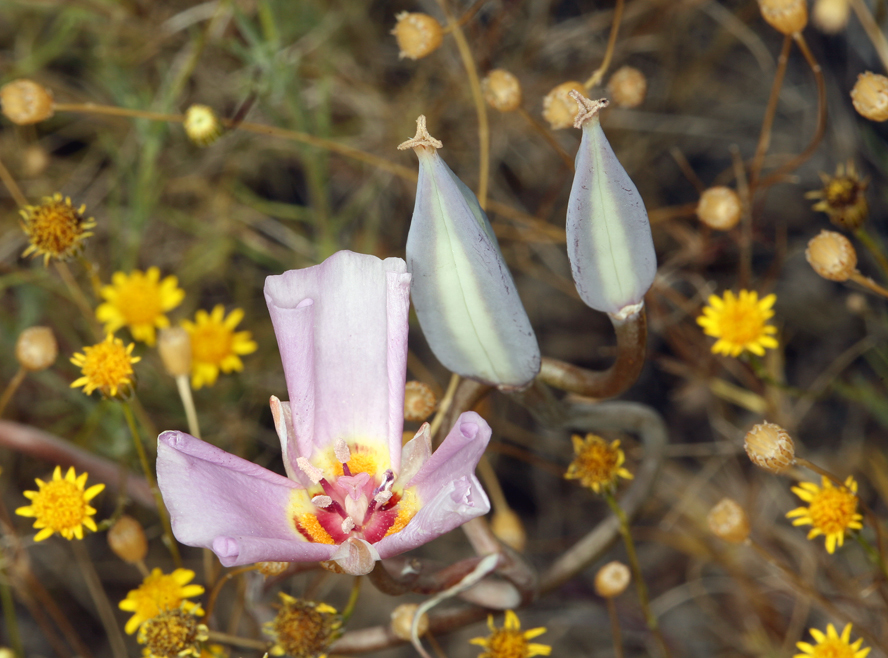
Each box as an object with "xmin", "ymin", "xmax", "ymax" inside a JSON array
[
  {"xmin": 744, "ymin": 421, "xmax": 795, "ymax": 474},
  {"xmin": 390, "ymin": 603, "xmax": 429, "ymax": 641},
  {"xmin": 138, "ymin": 607, "xmax": 208, "ymax": 658},
  {"xmin": 805, "ymin": 230, "xmax": 857, "ymax": 281},
  {"xmin": 807, "ymin": 161, "xmax": 869, "ymax": 229},
  {"xmin": 107, "ymin": 515, "xmax": 148, "ymax": 563},
  {"xmin": 256, "ymin": 561, "xmax": 289, "ymax": 577},
  {"xmin": 542, "ymin": 80, "xmax": 588, "ymax": 130},
  {"xmin": 491, "ymin": 508, "xmax": 526, "ymax": 552},
  {"xmin": 697, "ymin": 186, "xmax": 742, "ymax": 231},
  {"xmin": 183, "ymin": 105, "xmax": 223, "ymax": 146},
  {"xmin": 758, "ymin": 0, "xmax": 808, "ymax": 34},
  {"xmin": 707, "ymin": 498, "xmax": 750, "ymax": 544},
  {"xmin": 594, "ymin": 561, "xmax": 631, "ymax": 598},
  {"xmin": 158, "ymin": 327, "xmax": 193, "ymax": 377},
  {"xmin": 404, "ymin": 380, "xmax": 437, "ymax": 421},
  {"xmin": 813, "ymin": 0, "xmax": 850, "ymax": 32},
  {"xmin": 392, "ymin": 12, "xmax": 443, "ymax": 60},
  {"xmin": 16, "ymin": 326, "xmax": 57, "ymax": 371},
  {"xmin": 851, "ymin": 72, "xmax": 888, "ymax": 122},
  {"xmin": 0, "ymin": 80, "xmax": 54, "ymax": 125},
  {"xmin": 482, "ymin": 69, "xmax": 523, "ymax": 112},
  {"xmin": 264, "ymin": 593, "xmax": 342, "ymax": 658},
  {"xmin": 606, "ymin": 66, "xmax": 647, "ymax": 109}
]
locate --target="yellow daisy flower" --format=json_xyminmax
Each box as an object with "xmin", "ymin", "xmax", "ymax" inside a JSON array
[
  {"xmin": 469, "ymin": 610, "xmax": 551, "ymax": 658},
  {"xmin": 565, "ymin": 433, "xmax": 633, "ymax": 494},
  {"xmin": 795, "ymin": 623, "xmax": 870, "ymax": 658},
  {"xmin": 119, "ymin": 568, "xmax": 205, "ymax": 635},
  {"xmin": 96, "ymin": 268, "xmax": 185, "ymax": 346},
  {"xmin": 19, "ymin": 193, "xmax": 96, "ymax": 265},
  {"xmin": 786, "ymin": 476, "xmax": 863, "ymax": 554},
  {"xmin": 15, "ymin": 466, "xmax": 105, "ymax": 541},
  {"xmin": 696, "ymin": 289, "xmax": 778, "ymax": 357},
  {"xmin": 264, "ymin": 593, "xmax": 342, "ymax": 658},
  {"xmin": 182, "ymin": 305, "xmax": 257, "ymax": 389},
  {"xmin": 70, "ymin": 334, "xmax": 140, "ymax": 398}
]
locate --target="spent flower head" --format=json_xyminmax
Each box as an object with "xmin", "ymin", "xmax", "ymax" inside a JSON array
[
  {"xmin": 70, "ymin": 334, "xmax": 140, "ymax": 398},
  {"xmin": 264, "ymin": 593, "xmax": 342, "ymax": 658},
  {"xmin": 786, "ymin": 476, "xmax": 863, "ymax": 554},
  {"xmin": 184, "ymin": 105, "xmax": 223, "ymax": 146},
  {"xmin": 806, "ymin": 162, "xmax": 869, "ymax": 230},
  {"xmin": 0, "ymin": 79, "xmax": 53, "ymax": 125},
  {"xmin": 182, "ymin": 305, "xmax": 257, "ymax": 389},
  {"xmin": 96, "ymin": 268, "xmax": 185, "ymax": 346},
  {"xmin": 469, "ymin": 610, "xmax": 551, "ymax": 658},
  {"xmin": 744, "ymin": 421, "xmax": 795, "ymax": 474},
  {"xmin": 138, "ymin": 607, "xmax": 208, "ymax": 658},
  {"xmin": 697, "ymin": 290, "xmax": 778, "ymax": 358},
  {"xmin": 15, "ymin": 326, "xmax": 57, "ymax": 371},
  {"xmin": 20, "ymin": 193, "xmax": 95, "ymax": 266},
  {"xmin": 15, "ymin": 466, "xmax": 104, "ymax": 541},
  {"xmin": 795, "ymin": 623, "xmax": 870, "ymax": 658},
  {"xmin": 565, "ymin": 433, "xmax": 633, "ymax": 494},
  {"xmin": 119, "ymin": 568, "xmax": 205, "ymax": 635}
]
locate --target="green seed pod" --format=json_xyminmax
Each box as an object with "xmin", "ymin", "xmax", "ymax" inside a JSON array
[
  {"xmin": 399, "ymin": 116, "xmax": 540, "ymax": 389},
  {"xmin": 566, "ymin": 92, "xmax": 656, "ymax": 315}
]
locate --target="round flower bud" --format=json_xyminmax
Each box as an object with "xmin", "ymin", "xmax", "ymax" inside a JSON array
[
  {"xmin": 22, "ymin": 144, "xmax": 50, "ymax": 178},
  {"xmin": 390, "ymin": 603, "xmax": 429, "ymax": 641},
  {"xmin": 606, "ymin": 66, "xmax": 647, "ymax": 109},
  {"xmin": 392, "ymin": 12, "xmax": 443, "ymax": 60},
  {"xmin": 594, "ymin": 561, "xmax": 631, "ymax": 598},
  {"xmin": 107, "ymin": 515, "xmax": 148, "ymax": 563},
  {"xmin": 707, "ymin": 498, "xmax": 750, "ymax": 544},
  {"xmin": 183, "ymin": 105, "xmax": 223, "ymax": 146},
  {"xmin": 0, "ymin": 80, "xmax": 54, "ymax": 125},
  {"xmin": 15, "ymin": 326, "xmax": 57, "ymax": 371},
  {"xmin": 482, "ymin": 69, "xmax": 523, "ymax": 113},
  {"xmin": 813, "ymin": 0, "xmax": 850, "ymax": 32},
  {"xmin": 491, "ymin": 508, "xmax": 526, "ymax": 552},
  {"xmin": 757, "ymin": 0, "xmax": 808, "ymax": 35},
  {"xmin": 805, "ymin": 230, "xmax": 857, "ymax": 282},
  {"xmin": 158, "ymin": 327, "xmax": 193, "ymax": 377},
  {"xmin": 542, "ymin": 81, "xmax": 587, "ymax": 130},
  {"xmin": 744, "ymin": 421, "xmax": 795, "ymax": 474},
  {"xmin": 404, "ymin": 380, "xmax": 437, "ymax": 422},
  {"xmin": 697, "ymin": 186, "xmax": 742, "ymax": 231},
  {"xmin": 851, "ymin": 72, "xmax": 888, "ymax": 122}
]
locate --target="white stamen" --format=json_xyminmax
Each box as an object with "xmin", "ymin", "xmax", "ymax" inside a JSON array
[
  {"xmin": 341, "ymin": 517, "xmax": 355, "ymax": 533},
  {"xmin": 297, "ymin": 457, "xmax": 324, "ymax": 484},
  {"xmin": 334, "ymin": 439, "xmax": 351, "ymax": 464},
  {"xmin": 312, "ymin": 495, "xmax": 333, "ymax": 508},
  {"xmin": 374, "ymin": 490, "xmax": 392, "ymax": 505}
]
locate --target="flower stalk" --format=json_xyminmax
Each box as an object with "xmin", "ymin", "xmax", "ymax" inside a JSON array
[{"xmin": 538, "ymin": 305, "xmax": 647, "ymax": 398}]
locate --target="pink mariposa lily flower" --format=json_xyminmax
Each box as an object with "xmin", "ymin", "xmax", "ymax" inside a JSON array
[{"xmin": 156, "ymin": 251, "xmax": 491, "ymax": 575}]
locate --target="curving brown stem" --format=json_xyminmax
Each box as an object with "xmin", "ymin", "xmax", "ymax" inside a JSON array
[
  {"xmin": 539, "ymin": 305, "xmax": 647, "ymax": 399},
  {"xmin": 749, "ymin": 34, "xmax": 792, "ymax": 190},
  {"xmin": 0, "ymin": 420, "xmax": 154, "ymax": 507}
]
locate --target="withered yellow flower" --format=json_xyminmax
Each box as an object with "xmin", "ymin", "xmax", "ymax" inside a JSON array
[
  {"xmin": 119, "ymin": 568, "xmax": 204, "ymax": 635},
  {"xmin": 469, "ymin": 610, "xmax": 551, "ymax": 658},
  {"xmin": 565, "ymin": 433, "xmax": 633, "ymax": 494},
  {"xmin": 20, "ymin": 193, "xmax": 95, "ymax": 265}
]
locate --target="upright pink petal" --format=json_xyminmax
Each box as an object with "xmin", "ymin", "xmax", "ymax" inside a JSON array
[
  {"xmin": 156, "ymin": 431, "xmax": 336, "ymax": 567},
  {"xmin": 264, "ymin": 251, "xmax": 411, "ymax": 470}
]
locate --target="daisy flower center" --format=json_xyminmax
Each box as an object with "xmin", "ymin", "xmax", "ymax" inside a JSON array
[
  {"xmin": 113, "ymin": 277, "xmax": 165, "ymax": 325},
  {"xmin": 71, "ymin": 335, "xmax": 139, "ymax": 397},
  {"xmin": 805, "ymin": 637, "xmax": 857, "ymax": 658},
  {"xmin": 20, "ymin": 193, "xmax": 95, "ymax": 263},
  {"xmin": 119, "ymin": 568, "xmax": 205, "ymax": 635},
  {"xmin": 714, "ymin": 301, "xmax": 768, "ymax": 346},
  {"xmin": 190, "ymin": 321, "xmax": 234, "ymax": 364},
  {"xmin": 807, "ymin": 486, "xmax": 859, "ymax": 536},
  {"xmin": 565, "ymin": 434, "xmax": 633, "ymax": 494},
  {"xmin": 487, "ymin": 629, "xmax": 529, "ymax": 658},
  {"xmin": 29, "ymin": 479, "xmax": 87, "ymax": 530}
]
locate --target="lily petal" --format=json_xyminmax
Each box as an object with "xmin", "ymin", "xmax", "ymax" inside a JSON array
[
  {"xmin": 265, "ymin": 251, "xmax": 411, "ymax": 470},
  {"xmin": 156, "ymin": 430, "xmax": 335, "ymax": 566}
]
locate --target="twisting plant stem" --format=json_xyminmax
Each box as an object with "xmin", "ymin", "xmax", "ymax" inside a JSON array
[
  {"xmin": 749, "ymin": 34, "xmax": 791, "ymax": 189},
  {"xmin": 604, "ymin": 492, "xmax": 671, "ymax": 658},
  {"xmin": 584, "ymin": 0, "xmax": 625, "ymax": 89},
  {"xmin": 435, "ymin": 0, "xmax": 490, "ymax": 208},
  {"xmin": 121, "ymin": 401, "xmax": 182, "ymax": 568}
]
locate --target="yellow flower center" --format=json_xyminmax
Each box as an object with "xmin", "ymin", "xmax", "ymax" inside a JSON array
[
  {"xmin": 113, "ymin": 277, "xmax": 165, "ymax": 326},
  {"xmin": 130, "ymin": 575, "xmax": 191, "ymax": 620},
  {"xmin": 807, "ymin": 486, "xmax": 859, "ymax": 536},
  {"xmin": 575, "ymin": 442, "xmax": 619, "ymax": 481},
  {"xmin": 21, "ymin": 195, "xmax": 90, "ymax": 258},
  {"xmin": 78, "ymin": 340, "xmax": 136, "ymax": 393},
  {"xmin": 267, "ymin": 597, "xmax": 340, "ymax": 658},
  {"xmin": 486, "ymin": 629, "xmax": 529, "ymax": 658},
  {"xmin": 138, "ymin": 609, "xmax": 207, "ymax": 658},
  {"xmin": 28, "ymin": 479, "xmax": 89, "ymax": 532},
  {"xmin": 806, "ymin": 637, "xmax": 857, "ymax": 658},
  {"xmin": 190, "ymin": 322, "xmax": 233, "ymax": 365},
  {"xmin": 825, "ymin": 177, "xmax": 859, "ymax": 207},
  {"xmin": 711, "ymin": 301, "xmax": 767, "ymax": 346}
]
